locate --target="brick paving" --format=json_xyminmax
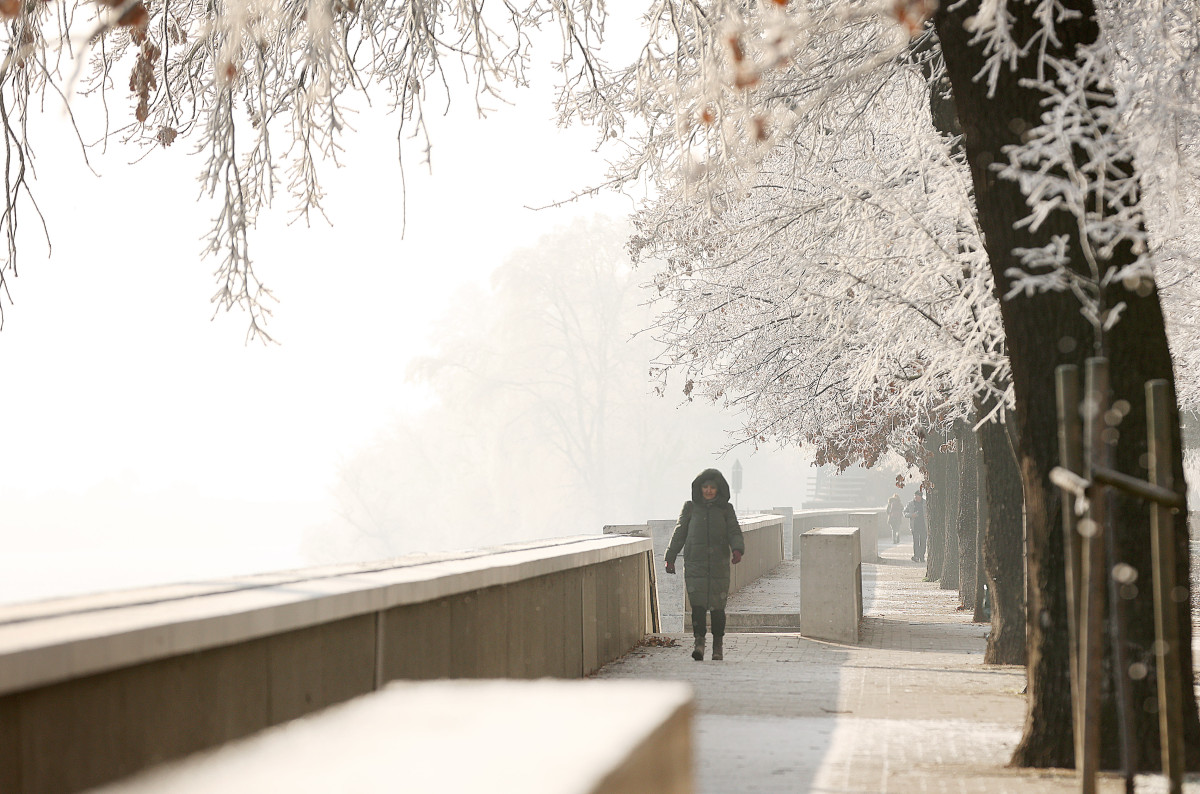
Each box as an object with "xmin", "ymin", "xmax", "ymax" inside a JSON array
[{"xmin": 598, "ymin": 538, "xmax": 1200, "ymax": 793}]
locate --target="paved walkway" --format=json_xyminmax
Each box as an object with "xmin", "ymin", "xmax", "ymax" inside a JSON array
[{"xmin": 597, "ymin": 539, "xmax": 1200, "ymax": 793}]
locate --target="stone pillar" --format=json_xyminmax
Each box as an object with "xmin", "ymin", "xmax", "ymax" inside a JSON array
[{"xmin": 800, "ymin": 527, "xmax": 862, "ymax": 643}]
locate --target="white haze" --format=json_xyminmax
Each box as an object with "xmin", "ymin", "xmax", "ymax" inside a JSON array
[
  {"xmin": 301, "ymin": 218, "xmax": 821, "ymax": 563},
  {"xmin": 0, "ymin": 15, "xmax": 828, "ymax": 605}
]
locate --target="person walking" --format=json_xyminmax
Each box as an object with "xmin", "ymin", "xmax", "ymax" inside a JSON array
[
  {"xmin": 664, "ymin": 468, "xmax": 745, "ymax": 661},
  {"xmin": 886, "ymin": 493, "xmax": 904, "ymax": 544},
  {"xmin": 905, "ymin": 490, "xmax": 927, "ymax": 563}
]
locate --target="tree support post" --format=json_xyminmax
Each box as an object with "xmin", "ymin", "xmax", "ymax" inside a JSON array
[
  {"xmin": 1052, "ymin": 375, "xmax": 1189, "ymax": 793},
  {"xmin": 1079, "ymin": 358, "xmax": 1108, "ymax": 794},
  {"xmin": 1147, "ymin": 379, "xmax": 1184, "ymax": 794},
  {"xmin": 1099, "ymin": 389, "xmax": 1137, "ymax": 794},
  {"xmin": 1055, "ymin": 365, "xmax": 1085, "ymax": 769}
]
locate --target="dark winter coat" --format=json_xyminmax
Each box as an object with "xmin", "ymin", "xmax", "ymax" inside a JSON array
[
  {"xmin": 904, "ymin": 496, "xmax": 926, "ymax": 530},
  {"xmin": 664, "ymin": 468, "xmax": 745, "ymax": 610}
]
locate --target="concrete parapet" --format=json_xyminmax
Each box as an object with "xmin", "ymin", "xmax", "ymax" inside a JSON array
[
  {"xmin": 799, "ymin": 528, "xmax": 863, "ymax": 644},
  {"xmin": 731, "ymin": 514, "xmax": 786, "ymax": 593},
  {"xmin": 792, "ymin": 508, "xmax": 888, "ymax": 560},
  {"xmin": 768, "ymin": 507, "xmax": 795, "ymax": 558},
  {"xmin": 90, "ymin": 679, "xmax": 695, "ymax": 794},
  {"xmin": 0, "ymin": 535, "xmax": 656, "ymax": 794},
  {"xmin": 847, "ymin": 511, "xmax": 884, "ymax": 561}
]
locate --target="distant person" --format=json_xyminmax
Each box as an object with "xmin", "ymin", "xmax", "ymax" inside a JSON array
[
  {"xmin": 664, "ymin": 468, "xmax": 745, "ymax": 662},
  {"xmin": 905, "ymin": 490, "xmax": 927, "ymax": 563},
  {"xmin": 886, "ymin": 493, "xmax": 904, "ymax": 544}
]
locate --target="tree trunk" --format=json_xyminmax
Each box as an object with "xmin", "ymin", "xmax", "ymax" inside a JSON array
[
  {"xmin": 978, "ymin": 407, "xmax": 1027, "ymax": 665},
  {"xmin": 972, "ymin": 438, "xmax": 988, "ymax": 623},
  {"xmin": 934, "ymin": 0, "xmax": 1200, "ymax": 769},
  {"xmin": 957, "ymin": 421, "xmax": 979, "ymax": 610},
  {"xmin": 924, "ymin": 436, "xmax": 948, "ymax": 581},
  {"xmin": 941, "ymin": 439, "xmax": 962, "ymax": 591}
]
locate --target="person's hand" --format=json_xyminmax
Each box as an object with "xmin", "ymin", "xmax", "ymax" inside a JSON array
[
  {"xmin": 731, "ymin": 550, "xmax": 743, "ymax": 565},
  {"xmin": 665, "ymin": 561, "xmax": 676, "ymax": 574}
]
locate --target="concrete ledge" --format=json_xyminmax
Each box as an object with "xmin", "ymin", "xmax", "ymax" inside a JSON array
[
  {"xmin": 0, "ymin": 536, "xmax": 657, "ymax": 794},
  {"xmin": 848, "ymin": 511, "xmax": 883, "ymax": 562},
  {"xmin": 90, "ymin": 680, "xmax": 695, "ymax": 794},
  {"xmin": 0, "ymin": 535, "xmax": 651, "ymax": 696},
  {"xmin": 799, "ymin": 528, "xmax": 862, "ymax": 644}
]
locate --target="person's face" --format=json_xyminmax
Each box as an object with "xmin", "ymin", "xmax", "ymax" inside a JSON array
[{"xmin": 701, "ymin": 482, "xmax": 718, "ymax": 500}]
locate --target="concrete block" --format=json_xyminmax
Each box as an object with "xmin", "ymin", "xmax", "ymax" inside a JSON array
[
  {"xmin": 799, "ymin": 528, "xmax": 862, "ymax": 644},
  {"xmin": 90, "ymin": 680, "xmax": 695, "ymax": 794}
]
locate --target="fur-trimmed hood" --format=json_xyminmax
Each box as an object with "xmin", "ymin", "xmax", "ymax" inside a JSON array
[{"xmin": 690, "ymin": 468, "xmax": 731, "ymax": 505}]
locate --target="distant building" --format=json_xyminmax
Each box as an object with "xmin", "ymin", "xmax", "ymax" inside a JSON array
[{"xmin": 804, "ymin": 465, "xmax": 900, "ymax": 509}]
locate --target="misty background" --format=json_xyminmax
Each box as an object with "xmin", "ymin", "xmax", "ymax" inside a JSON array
[
  {"xmin": 0, "ymin": 17, "xmax": 903, "ymax": 605},
  {"xmin": 0, "ymin": 201, "xmax": 849, "ymax": 604}
]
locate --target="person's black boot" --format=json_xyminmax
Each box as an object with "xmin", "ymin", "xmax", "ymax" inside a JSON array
[
  {"xmin": 691, "ymin": 606, "xmax": 706, "ymax": 661},
  {"xmin": 710, "ymin": 609, "xmax": 726, "ymax": 660}
]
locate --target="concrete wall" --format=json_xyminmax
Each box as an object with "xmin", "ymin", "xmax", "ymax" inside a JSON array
[
  {"xmin": 0, "ymin": 536, "xmax": 655, "ymax": 794},
  {"xmin": 646, "ymin": 518, "xmax": 685, "ymax": 632},
  {"xmin": 791, "ymin": 509, "xmax": 854, "ymax": 558},
  {"xmin": 731, "ymin": 514, "xmax": 786, "ymax": 593},
  {"xmin": 847, "ymin": 511, "xmax": 883, "ymax": 562}
]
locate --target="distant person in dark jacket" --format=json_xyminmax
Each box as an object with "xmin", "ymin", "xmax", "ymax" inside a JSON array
[
  {"xmin": 664, "ymin": 468, "xmax": 745, "ymax": 662},
  {"xmin": 905, "ymin": 490, "xmax": 927, "ymax": 563}
]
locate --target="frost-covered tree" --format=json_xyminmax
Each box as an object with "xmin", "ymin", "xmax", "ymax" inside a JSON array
[
  {"xmin": 570, "ymin": 0, "xmax": 1200, "ymax": 770},
  {"xmin": 608, "ymin": 10, "xmax": 1031, "ymax": 660},
  {"xmin": 933, "ymin": 0, "xmax": 1200, "ymax": 765},
  {"xmin": 0, "ymin": 0, "xmax": 606, "ymax": 338}
]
